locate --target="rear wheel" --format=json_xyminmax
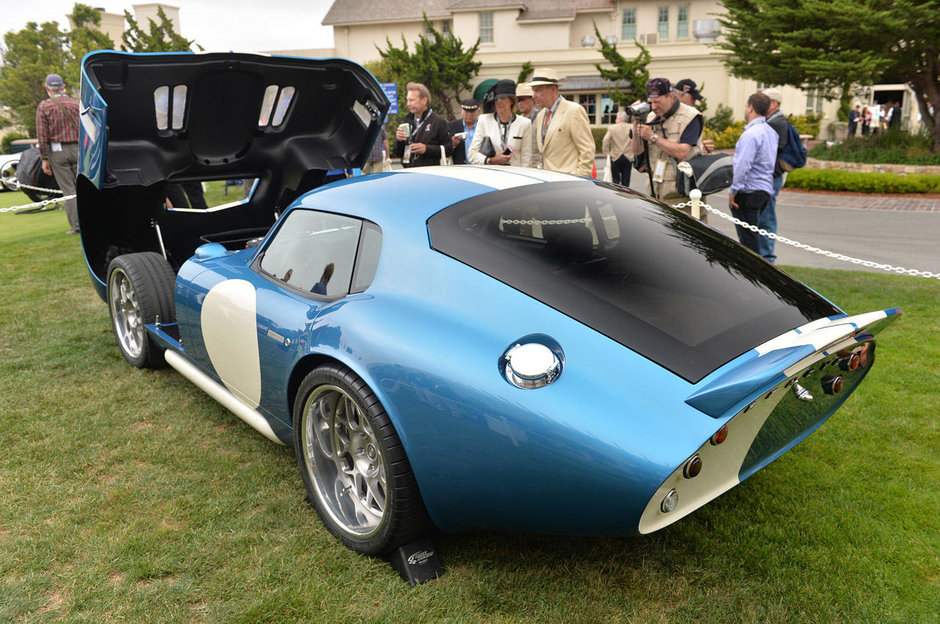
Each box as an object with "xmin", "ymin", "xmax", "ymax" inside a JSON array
[
  {"xmin": 107, "ymin": 252, "xmax": 176, "ymax": 368},
  {"xmin": 293, "ymin": 363, "xmax": 429, "ymax": 556}
]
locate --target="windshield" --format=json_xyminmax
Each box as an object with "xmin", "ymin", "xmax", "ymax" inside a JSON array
[{"xmin": 428, "ymin": 181, "xmax": 840, "ymax": 383}]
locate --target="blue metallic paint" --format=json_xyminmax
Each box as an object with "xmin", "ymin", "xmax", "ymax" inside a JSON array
[{"xmin": 152, "ymin": 171, "xmax": 899, "ymax": 537}]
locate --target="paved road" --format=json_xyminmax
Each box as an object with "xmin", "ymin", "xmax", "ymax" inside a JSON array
[{"xmin": 618, "ymin": 162, "xmax": 940, "ymax": 276}]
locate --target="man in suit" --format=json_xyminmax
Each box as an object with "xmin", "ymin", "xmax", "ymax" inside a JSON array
[
  {"xmin": 530, "ymin": 68, "xmax": 595, "ymax": 177},
  {"xmin": 449, "ymin": 99, "xmax": 479, "ymax": 165},
  {"xmin": 394, "ymin": 82, "xmax": 452, "ymax": 168}
]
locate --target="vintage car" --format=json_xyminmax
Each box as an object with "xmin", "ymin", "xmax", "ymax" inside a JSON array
[{"xmin": 78, "ymin": 51, "xmax": 900, "ymax": 557}]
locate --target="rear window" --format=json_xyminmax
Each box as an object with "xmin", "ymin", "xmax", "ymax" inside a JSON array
[{"xmin": 428, "ymin": 181, "xmax": 839, "ymax": 383}]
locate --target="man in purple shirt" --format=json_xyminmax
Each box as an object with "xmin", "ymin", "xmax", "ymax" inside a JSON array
[{"xmin": 729, "ymin": 92, "xmax": 778, "ymax": 254}]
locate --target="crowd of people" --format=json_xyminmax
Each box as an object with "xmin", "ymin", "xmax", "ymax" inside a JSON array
[
  {"xmin": 847, "ymin": 102, "xmax": 902, "ymax": 137},
  {"xmin": 392, "ymin": 67, "xmax": 596, "ymax": 178}
]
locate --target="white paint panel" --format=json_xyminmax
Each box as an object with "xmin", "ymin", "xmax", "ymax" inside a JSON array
[
  {"xmin": 403, "ymin": 165, "xmax": 548, "ymax": 190},
  {"xmin": 754, "ymin": 310, "xmax": 888, "ymax": 356},
  {"xmin": 201, "ymin": 279, "xmax": 262, "ymax": 408}
]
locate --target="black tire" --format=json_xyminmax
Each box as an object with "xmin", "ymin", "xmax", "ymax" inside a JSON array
[
  {"xmin": 293, "ymin": 363, "xmax": 429, "ymax": 556},
  {"xmin": 106, "ymin": 252, "xmax": 176, "ymax": 369}
]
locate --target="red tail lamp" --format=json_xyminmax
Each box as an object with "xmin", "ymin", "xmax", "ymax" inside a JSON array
[
  {"xmin": 821, "ymin": 375, "xmax": 844, "ymax": 395},
  {"xmin": 684, "ymin": 455, "xmax": 703, "ymax": 479},
  {"xmin": 709, "ymin": 424, "xmax": 728, "ymax": 446},
  {"xmin": 839, "ymin": 352, "xmax": 861, "ymax": 371}
]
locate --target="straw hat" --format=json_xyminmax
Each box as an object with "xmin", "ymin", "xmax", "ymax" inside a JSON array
[{"xmin": 528, "ymin": 68, "xmax": 562, "ymax": 87}]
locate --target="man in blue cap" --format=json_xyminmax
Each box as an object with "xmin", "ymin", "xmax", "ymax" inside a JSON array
[{"xmin": 36, "ymin": 73, "xmax": 81, "ymax": 234}]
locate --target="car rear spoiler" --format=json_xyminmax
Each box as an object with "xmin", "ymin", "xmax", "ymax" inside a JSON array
[{"xmin": 686, "ymin": 308, "xmax": 902, "ymax": 418}]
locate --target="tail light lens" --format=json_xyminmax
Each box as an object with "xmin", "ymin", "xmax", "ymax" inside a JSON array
[{"xmin": 709, "ymin": 425, "xmax": 728, "ymax": 446}]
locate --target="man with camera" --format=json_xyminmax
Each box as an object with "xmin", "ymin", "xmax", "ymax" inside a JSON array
[{"xmin": 631, "ymin": 77, "xmax": 705, "ymax": 217}]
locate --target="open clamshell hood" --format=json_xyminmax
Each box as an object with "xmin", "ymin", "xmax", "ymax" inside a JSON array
[
  {"xmin": 78, "ymin": 51, "xmax": 389, "ymax": 299},
  {"xmin": 81, "ymin": 51, "xmax": 389, "ymax": 188}
]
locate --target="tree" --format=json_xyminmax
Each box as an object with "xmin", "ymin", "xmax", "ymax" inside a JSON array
[
  {"xmin": 717, "ymin": 0, "xmax": 940, "ymax": 152},
  {"xmin": 0, "ymin": 3, "xmax": 112, "ymax": 135},
  {"xmin": 66, "ymin": 4, "xmax": 115, "ymax": 83},
  {"xmin": 122, "ymin": 6, "xmax": 198, "ymax": 52},
  {"xmin": 376, "ymin": 15, "xmax": 481, "ymax": 120},
  {"xmin": 517, "ymin": 61, "xmax": 533, "ymax": 85},
  {"xmin": 592, "ymin": 22, "xmax": 651, "ymax": 108}
]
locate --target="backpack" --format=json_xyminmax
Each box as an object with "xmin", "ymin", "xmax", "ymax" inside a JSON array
[
  {"xmin": 779, "ymin": 122, "xmax": 807, "ymax": 171},
  {"xmin": 676, "ymin": 152, "xmax": 735, "ymax": 197}
]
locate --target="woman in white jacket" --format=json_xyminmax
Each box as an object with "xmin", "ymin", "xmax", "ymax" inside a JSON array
[{"xmin": 468, "ymin": 80, "xmax": 533, "ymax": 168}]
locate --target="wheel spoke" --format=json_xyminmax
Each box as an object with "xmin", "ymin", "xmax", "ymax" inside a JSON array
[{"xmin": 302, "ymin": 382, "xmax": 389, "ymax": 537}]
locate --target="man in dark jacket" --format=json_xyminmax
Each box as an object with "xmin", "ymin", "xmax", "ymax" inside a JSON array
[
  {"xmin": 448, "ymin": 98, "xmax": 479, "ymax": 165},
  {"xmin": 394, "ymin": 82, "xmax": 452, "ymax": 168}
]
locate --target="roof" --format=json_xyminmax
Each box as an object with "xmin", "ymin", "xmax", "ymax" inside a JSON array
[
  {"xmin": 322, "ymin": 0, "xmax": 615, "ymax": 26},
  {"xmin": 559, "ymin": 75, "xmax": 633, "ymax": 92},
  {"xmin": 323, "ymin": 0, "xmax": 453, "ymax": 26}
]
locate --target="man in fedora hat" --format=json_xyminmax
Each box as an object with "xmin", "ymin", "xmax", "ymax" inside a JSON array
[
  {"xmin": 36, "ymin": 73, "xmax": 81, "ymax": 234},
  {"xmin": 530, "ymin": 68, "xmax": 594, "ymax": 177}
]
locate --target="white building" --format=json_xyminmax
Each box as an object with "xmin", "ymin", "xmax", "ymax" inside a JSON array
[{"xmin": 319, "ymin": 0, "xmax": 842, "ymax": 129}]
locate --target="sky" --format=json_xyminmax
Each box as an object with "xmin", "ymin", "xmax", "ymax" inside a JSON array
[{"xmin": 2, "ymin": 0, "xmax": 336, "ymax": 53}]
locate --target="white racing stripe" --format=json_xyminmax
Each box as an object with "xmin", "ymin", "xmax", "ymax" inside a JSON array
[
  {"xmin": 754, "ymin": 310, "xmax": 888, "ymax": 356},
  {"xmin": 402, "ymin": 165, "xmax": 578, "ymax": 190}
]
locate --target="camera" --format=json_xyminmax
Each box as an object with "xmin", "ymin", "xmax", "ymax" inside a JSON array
[{"xmin": 624, "ymin": 102, "xmax": 652, "ymax": 122}]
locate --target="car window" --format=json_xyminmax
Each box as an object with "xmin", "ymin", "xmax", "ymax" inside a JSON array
[
  {"xmin": 428, "ymin": 181, "xmax": 840, "ymax": 383},
  {"xmin": 259, "ymin": 210, "xmax": 362, "ymax": 296}
]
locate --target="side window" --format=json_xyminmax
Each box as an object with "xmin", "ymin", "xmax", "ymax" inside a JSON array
[{"xmin": 259, "ymin": 211, "xmax": 362, "ymax": 296}]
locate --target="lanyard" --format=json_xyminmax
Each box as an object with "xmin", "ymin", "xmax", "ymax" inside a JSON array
[
  {"xmin": 410, "ymin": 109, "xmax": 432, "ymax": 141},
  {"xmin": 497, "ymin": 114, "xmax": 515, "ymax": 149}
]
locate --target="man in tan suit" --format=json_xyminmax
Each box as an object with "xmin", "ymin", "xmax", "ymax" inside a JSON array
[{"xmin": 530, "ymin": 68, "xmax": 595, "ymax": 177}]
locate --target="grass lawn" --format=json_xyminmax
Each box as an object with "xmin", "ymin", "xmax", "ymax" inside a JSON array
[{"xmin": 1, "ymin": 189, "xmax": 937, "ymax": 623}]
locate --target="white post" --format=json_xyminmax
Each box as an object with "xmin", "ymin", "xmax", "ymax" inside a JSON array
[{"xmin": 689, "ymin": 189, "xmax": 702, "ymax": 220}]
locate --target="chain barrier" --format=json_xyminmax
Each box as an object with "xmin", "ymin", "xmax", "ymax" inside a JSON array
[
  {"xmin": 0, "ymin": 182, "xmax": 71, "ymax": 214},
  {"xmin": 674, "ymin": 200, "xmax": 940, "ymax": 280}
]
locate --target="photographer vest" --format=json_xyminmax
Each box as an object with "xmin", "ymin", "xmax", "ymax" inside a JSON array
[{"xmin": 646, "ymin": 102, "xmax": 704, "ymax": 201}]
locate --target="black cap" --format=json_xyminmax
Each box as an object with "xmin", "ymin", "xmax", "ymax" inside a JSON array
[
  {"xmin": 675, "ymin": 78, "xmax": 703, "ymax": 100},
  {"xmin": 460, "ymin": 98, "xmax": 480, "ymax": 111}
]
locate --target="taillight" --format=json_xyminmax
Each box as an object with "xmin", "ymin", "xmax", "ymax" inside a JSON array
[
  {"xmin": 709, "ymin": 425, "xmax": 728, "ymax": 446},
  {"xmin": 683, "ymin": 455, "xmax": 703, "ymax": 479}
]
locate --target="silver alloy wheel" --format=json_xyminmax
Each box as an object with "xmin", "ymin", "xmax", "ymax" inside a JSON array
[
  {"xmin": 109, "ymin": 268, "xmax": 144, "ymax": 359},
  {"xmin": 302, "ymin": 384, "xmax": 387, "ymax": 537}
]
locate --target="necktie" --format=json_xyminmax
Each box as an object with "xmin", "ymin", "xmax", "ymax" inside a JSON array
[{"xmin": 541, "ymin": 108, "xmax": 552, "ymax": 141}]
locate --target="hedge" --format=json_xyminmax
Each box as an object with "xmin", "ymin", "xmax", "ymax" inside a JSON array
[{"xmin": 785, "ymin": 167, "xmax": 940, "ymax": 194}]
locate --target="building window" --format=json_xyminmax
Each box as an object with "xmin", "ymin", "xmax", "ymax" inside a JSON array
[
  {"xmin": 677, "ymin": 6, "xmax": 689, "ymax": 39},
  {"xmin": 576, "ymin": 94, "xmax": 597, "ymax": 123},
  {"xmin": 657, "ymin": 6, "xmax": 669, "ymax": 40},
  {"xmin": 601, "ymin": 96, "xmax": 617, "ymax": 124},
  {"xmin": 479, "ymin": 12, "xmax": 494, "ymax": 43},
  {"xmin": 806, "ymin": 90, "xmax": 823, "ymax": 114},
  {"xmin": 442, "ymin": 20, "xmax": 452, "ymax": 35},
  {"xmin": 621, "ymin": 9, "xmax": 636, "ymax": 42}
]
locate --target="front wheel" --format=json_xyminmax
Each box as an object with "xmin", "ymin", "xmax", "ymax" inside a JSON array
[
  {"xmin": 293, "ymin": 364, "xmax": 429, "ymax": 556},
  {"xmin": 107, "ymin": 252, "xmax": 176, "ymax": 368}
]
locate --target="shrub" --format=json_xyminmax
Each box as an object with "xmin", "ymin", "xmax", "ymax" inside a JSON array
[
  {"xmin": 786, "ymin": 168, "xmax": 940, "ymax": 194},
  {"xmin": 592, "ymin": 127, "xmax": 607, "ymax": 153},
  {"xmin": 809, "ymin": 131, "xmax": 940, "ymax": 165},
  {"xmin": 704, "ymin": 121, "xmax": 745, "ymax": 149},
  {"xmin": 706, "ymin": 103, "xmax": 735, "ymax": 132},
  {"xmin": 789, "ymin": 113, "xmax": 823, "ymax": 138},
  {"xmin": 1, "ymin": 132, "xmax": 28, "ymax": 153}
]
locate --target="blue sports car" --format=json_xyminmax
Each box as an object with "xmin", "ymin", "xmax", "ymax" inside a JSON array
[{"xmin": 78, "ymin": 52, "xmax": 900, "ymax": 557}]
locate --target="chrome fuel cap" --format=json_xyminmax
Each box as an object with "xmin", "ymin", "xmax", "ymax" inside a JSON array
[{"xmin": 504, "ymin": 342, "xmax": 561, "ymax": 389}]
